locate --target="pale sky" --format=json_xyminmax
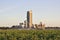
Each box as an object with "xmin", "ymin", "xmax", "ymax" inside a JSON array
[{"xmin": 0, "ymin": 0, "xmax": 60, "ymax": 27}]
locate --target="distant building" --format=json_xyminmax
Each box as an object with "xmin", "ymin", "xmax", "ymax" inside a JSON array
[
  {"xmin": 24, "ymin": 20, "xmax": 27, "ymax": 28},
  {"xmin": 19, "ymin": 23, "xmax": 23, "ymax": 28},
  {"xmin": 34, "ymin": 22, "xmax": 45, "ymax": 30},
  {"xmin": 27, "ymin": 10, "xmax": 33, "ymax": 28},
  {"xmin": 35, "ymin": 24, "xmax": 38, "ymax": 29},
  {"xmin": 39, "ymin": 22, "xmax": 45, "ymax": 30}
]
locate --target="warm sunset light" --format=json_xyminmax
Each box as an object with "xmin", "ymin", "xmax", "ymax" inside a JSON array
[{"xmin": 0, "ymin": 0, "xmax": 60, "ymax": 40}]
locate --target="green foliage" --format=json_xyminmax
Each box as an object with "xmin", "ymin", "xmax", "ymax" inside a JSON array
[{"xmin": 0, "ymin": 29, "xmax": 60, "ymax": 40}]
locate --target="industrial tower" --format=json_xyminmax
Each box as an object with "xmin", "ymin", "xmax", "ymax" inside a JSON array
[{"xmin": 27, "ymin": 10, "xmax": 32, "ymax": 28}]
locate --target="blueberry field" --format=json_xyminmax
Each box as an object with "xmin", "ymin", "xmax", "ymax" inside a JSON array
[{"xmin": 0, "ymin": 29, "xmax": 60, "ymax": 40}]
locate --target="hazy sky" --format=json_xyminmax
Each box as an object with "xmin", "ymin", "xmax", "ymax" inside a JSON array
[{"xmin": 0, "ymin": 0, "xmax": 60, "ymax": 27}]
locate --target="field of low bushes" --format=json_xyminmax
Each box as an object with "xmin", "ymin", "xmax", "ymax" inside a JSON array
[{"xmin": 0, "ymin": 29, "xmax": 60, "ymax": 40}]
